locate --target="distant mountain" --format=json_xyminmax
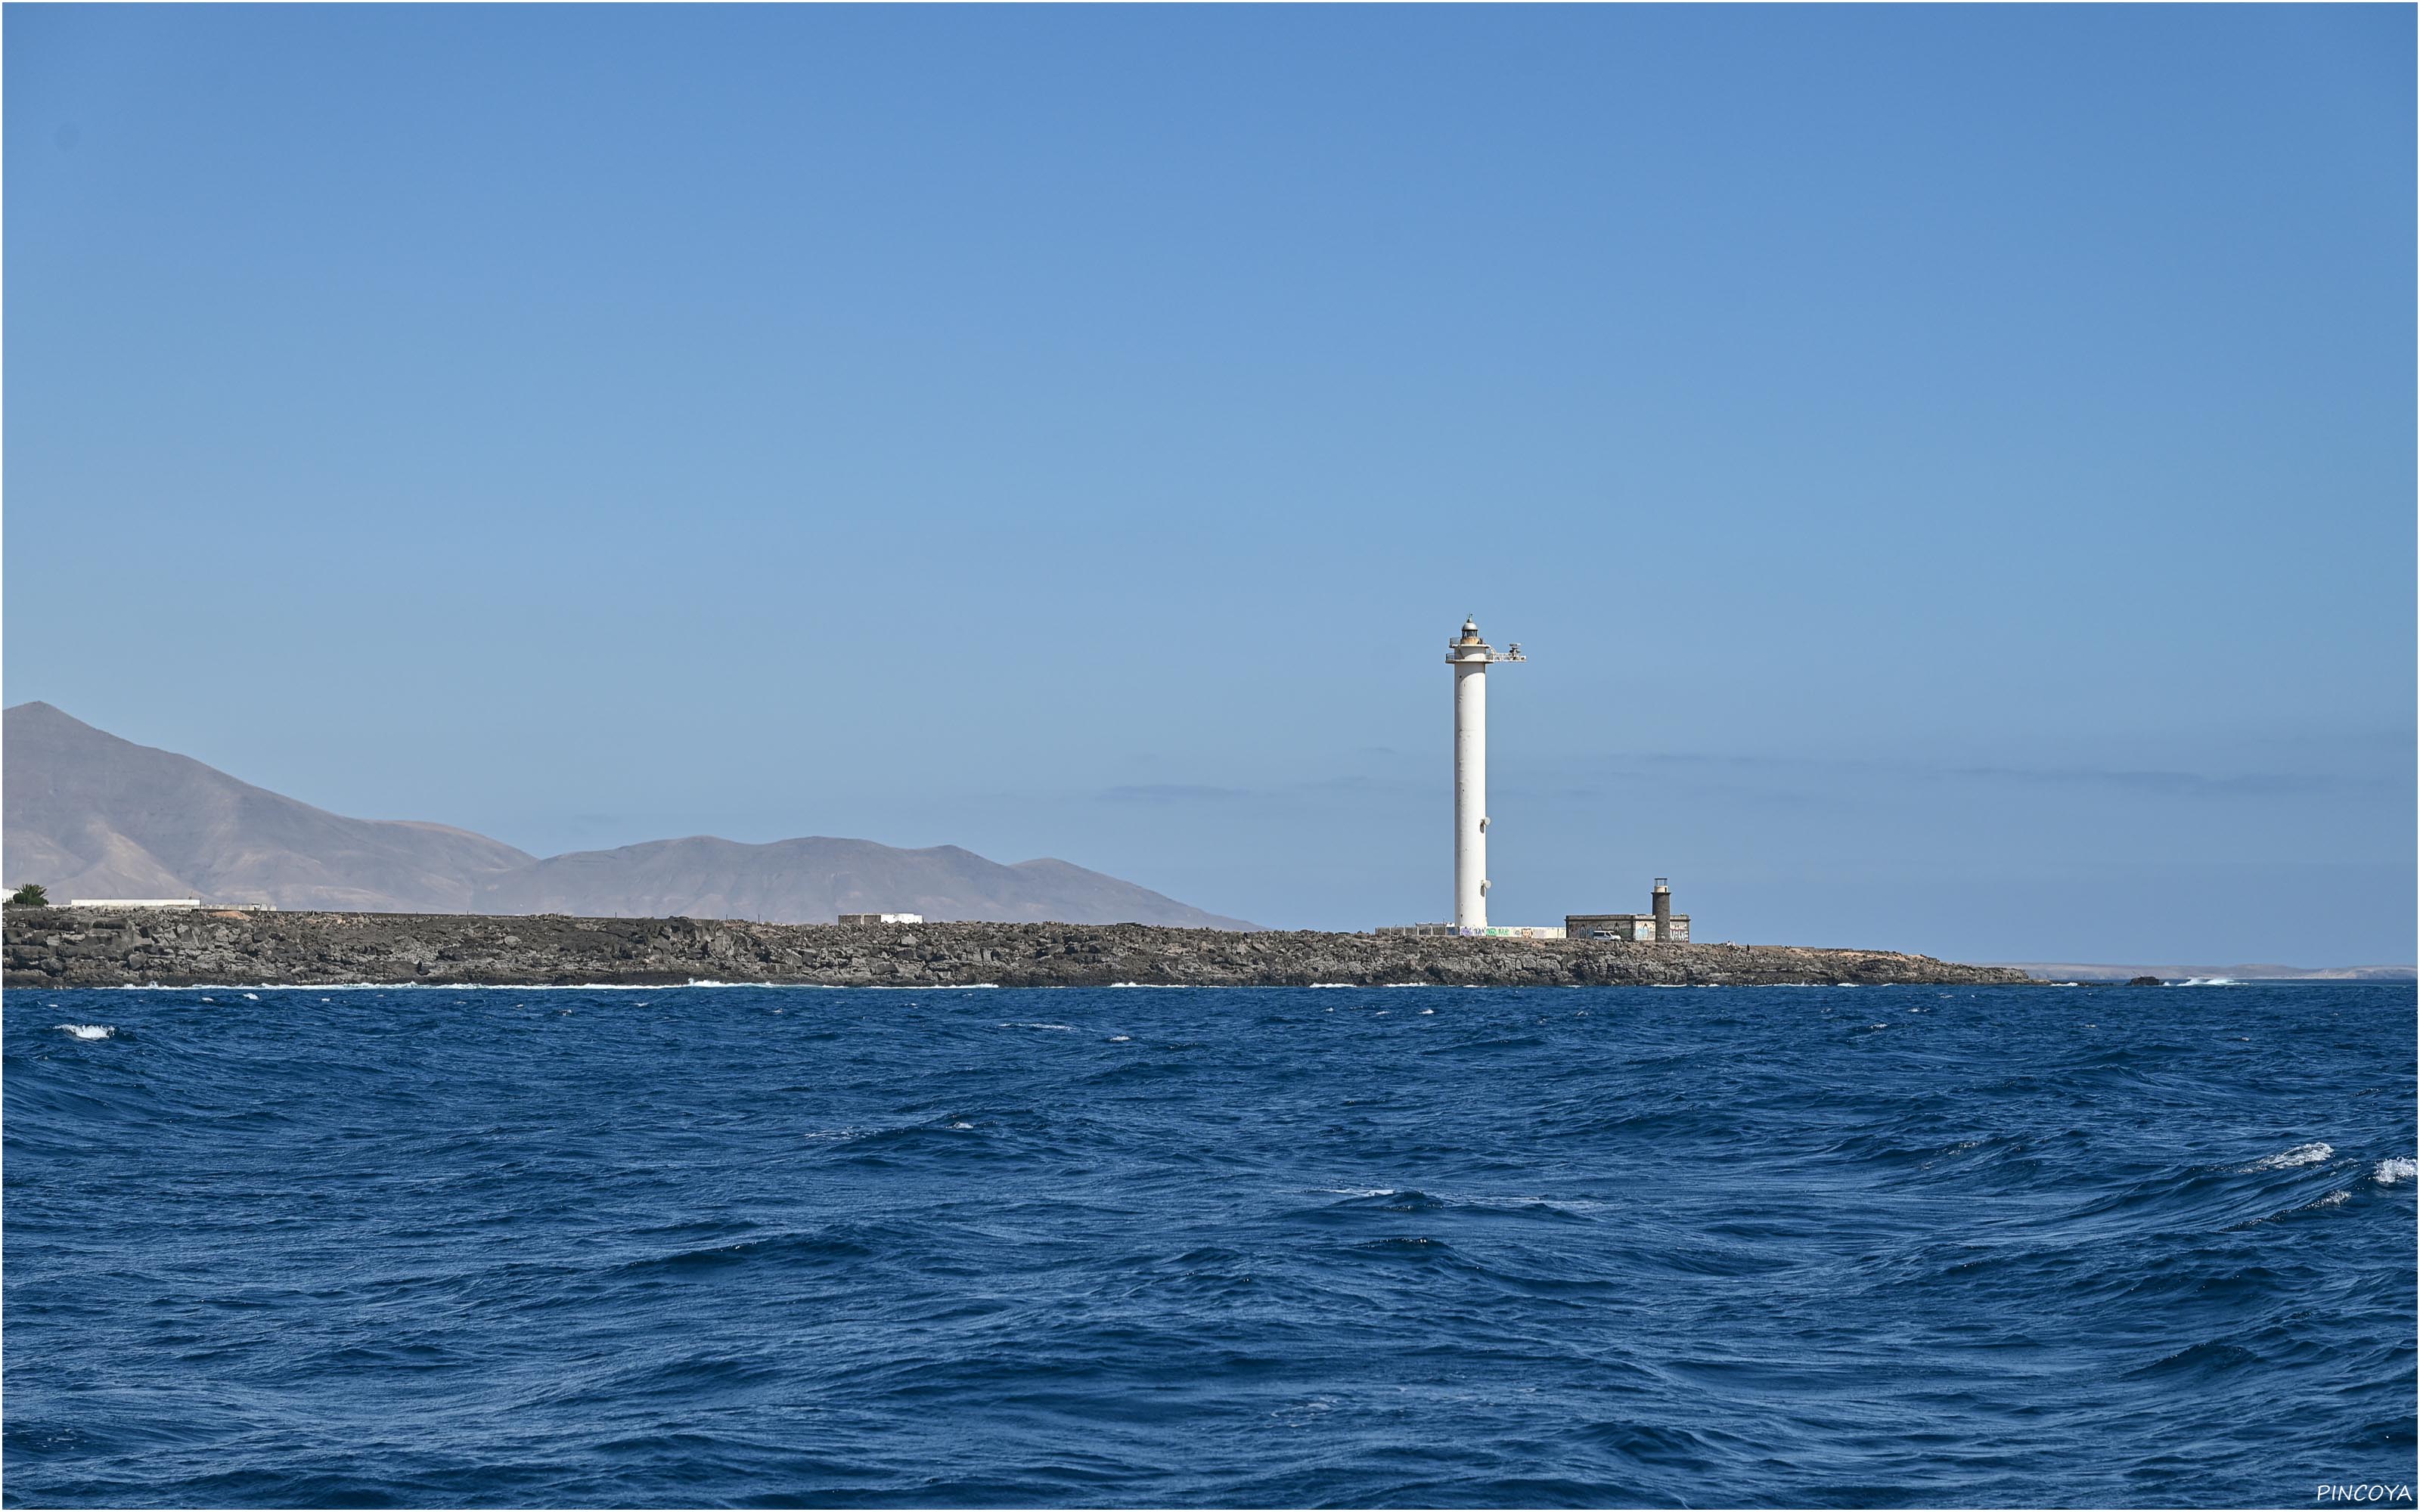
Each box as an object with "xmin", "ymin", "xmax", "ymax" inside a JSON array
[
  {"xmin": 475, "ymin": 835, "xmax": 1253, "ymax": 928},
  {"xmin": 1, "ymin": 702, "xmax": 1253, "ymax": 928},
  {"xmin": 4, "ymin": 702, "xmax": 535, "ymax": 910}
]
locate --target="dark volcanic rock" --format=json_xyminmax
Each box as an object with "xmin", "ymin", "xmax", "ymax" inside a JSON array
[
  {"xmin": 2127, "ymin": 975, "xmax": 2164, "ymax": 987},
  {"xmin": 3, "ymin": 909, "xmax": 2041, "ymax": 989}
]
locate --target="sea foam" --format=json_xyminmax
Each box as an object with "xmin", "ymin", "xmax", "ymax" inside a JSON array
[{"xmin": 2247, "ymin": 1142, "xmax": 2334, "ymax": 1171}]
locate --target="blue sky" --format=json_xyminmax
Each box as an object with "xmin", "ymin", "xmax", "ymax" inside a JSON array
[{"xmin": 7, "ymin": 5, "xmax": 2412, "ymax": 962}]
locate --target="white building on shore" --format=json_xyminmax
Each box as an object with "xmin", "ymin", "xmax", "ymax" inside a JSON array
[{"xmin": 67, "ymin": 897, "xmax": 203, "ymax": 909}]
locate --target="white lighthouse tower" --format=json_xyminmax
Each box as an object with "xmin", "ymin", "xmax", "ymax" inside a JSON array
[{"xmin": 1448, "ymin": 615, "xmax": 1525, "ymax": 931}]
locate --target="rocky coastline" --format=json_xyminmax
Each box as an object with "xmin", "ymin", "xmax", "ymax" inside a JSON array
[{"xmin": 4, "ymin": 908, "xmax": 2040, "ymax": 989}]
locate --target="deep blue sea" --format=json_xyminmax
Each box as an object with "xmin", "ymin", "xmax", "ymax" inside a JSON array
[{"xmin": 5, "ymin": 981, "xmax": 2413, "ymax": 1507}]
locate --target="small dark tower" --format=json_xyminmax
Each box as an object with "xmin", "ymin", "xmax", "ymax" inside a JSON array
[{"xmin": 1652, "ymin": 878, "xmax": 1672, "ymax": 942}]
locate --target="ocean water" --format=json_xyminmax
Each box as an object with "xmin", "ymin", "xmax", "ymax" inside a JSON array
[{"xmin": 5, "ymin": 981, "xmax": 2412, "ymax": 1508}]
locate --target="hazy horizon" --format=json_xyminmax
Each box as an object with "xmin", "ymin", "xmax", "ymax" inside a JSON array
[{"xmin": 6, "ymin": 6, "xmax": 2412, "ymax": 963}]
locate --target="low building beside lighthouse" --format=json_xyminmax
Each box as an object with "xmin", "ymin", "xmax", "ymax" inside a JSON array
[
  {"xmin": 1378, "ymin": 921, "xmax": 1566, "ymax": 940},
  {"xmin": 1567, "ymin": 879, "xmax": 1691, "ymax": 943}
]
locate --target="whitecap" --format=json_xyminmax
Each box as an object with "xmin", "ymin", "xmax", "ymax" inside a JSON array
[
  {"xmin": 1000, "ymin": 1022, "xmax": 1074, "ymax": 1031},
  {"xmin": 852, "ymin": 983, "xmax": 1000, "ymax": 990},
  {"xmin": 2175, "ymin": 977, "xmax": 2239, "ymax": 987},
  {"xmin": 54, "ymin": 1024, "xmax": 114, "ymax": 1040},
  {"xmin": 2315, "ymin": 1190, "xmax": 2351, "ymax": 1207},
  {"xmin": 949, "ymin": 1121, "xmax": 975, "ymax": 1130},
  {"xmin": 2372, "ymin": 1157, "xmax": 2417, "ymax": 1186},
  {"xmin": 242, "ymin": 992, "xmax": 259, "ymax": 1001},
  {"xmin": 2247, "ymin": 1142, "xmax": 2334, "ymax": 1171},
  {"xmin": 1419, "ymin": 1008, "xmax": 1435, "ymax": 1015},
  {"xmin": 1108, "ymin": 1035, "xmax": 1131, "ymax": 1042}
]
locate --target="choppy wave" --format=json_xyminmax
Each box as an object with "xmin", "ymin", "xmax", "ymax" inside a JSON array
[
  {"xmin": 2245, "ymin": 1141, "xmax": 2335, "ymax": 1171},
  {"xmin": 5, "ymin": 979, "xmax": 2411, "ymax": 1507},
  {"xmin": 847, "ymin": 982, "xmax": 1001, "ymax": 990},
  {"xmin": 51, "ymin": 1024, "xmax": 114, "ymax": 1040}
]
